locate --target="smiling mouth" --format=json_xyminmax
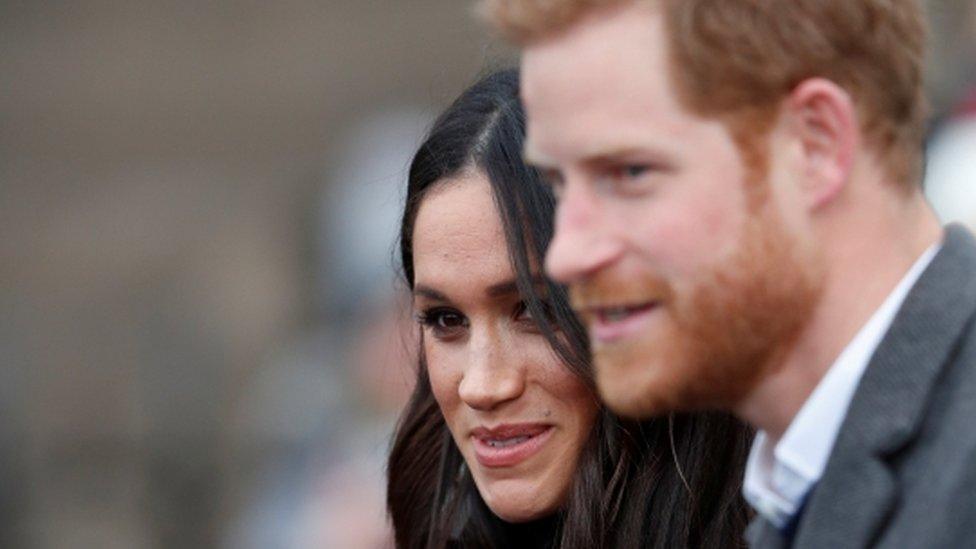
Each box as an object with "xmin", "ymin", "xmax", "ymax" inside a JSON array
[
  {"xmin": 485, "ymin": 436, "xmax": 531, "ymax": 448},
  {"xmin": 471, "ymin": 424, "xmax": 553, "ymax": 468},
  {"xmin": 585, "ymin": 302, "xmax": 659, "ymax": 343}
]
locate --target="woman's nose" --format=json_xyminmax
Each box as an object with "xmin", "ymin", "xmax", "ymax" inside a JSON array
[{"xmin": 457, "ymin": 330, "xmax": 525, "ymax": 411}]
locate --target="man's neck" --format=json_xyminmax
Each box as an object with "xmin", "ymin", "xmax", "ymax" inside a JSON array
[{"xmin": 736, "ymin": 192, "xmax": 942, "ymax": 441}]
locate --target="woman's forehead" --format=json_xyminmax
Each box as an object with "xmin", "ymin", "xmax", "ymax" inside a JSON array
[{"xmin": 412, "ymin": 175, "xmax": 509, "ymax": 288}]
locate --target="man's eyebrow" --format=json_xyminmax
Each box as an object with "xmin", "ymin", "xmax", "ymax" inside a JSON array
[
  {"xmin": 581, "ymin": 146, "xmax": 651, "ymax": 165},
  {"xmin": 524, "ymin": 144, "xmax": 660, "ymax": 169}
]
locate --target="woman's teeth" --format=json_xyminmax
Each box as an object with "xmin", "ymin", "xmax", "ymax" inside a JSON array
[{"xmin": 487, "ymin": 435, "xmax": 531, "ymax": 448}]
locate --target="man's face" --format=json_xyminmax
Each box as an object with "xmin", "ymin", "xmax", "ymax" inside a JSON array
[{"xmin": 522, "ymin": 2, "xmax": 823, "ymax": 417}]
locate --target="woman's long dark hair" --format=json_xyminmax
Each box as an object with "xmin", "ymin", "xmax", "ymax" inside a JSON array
[{"xmin": 388, "ymin": 68, "xmax": 753, "ymax": 549}]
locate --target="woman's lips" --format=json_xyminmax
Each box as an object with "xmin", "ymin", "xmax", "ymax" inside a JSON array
[
  {"xmin": 587, "ymin": 302, "xmax": 658, "ymax": 344},
  {"xmin": 470, "ymin": 423, "xmax": 554, "ymax": 468}
]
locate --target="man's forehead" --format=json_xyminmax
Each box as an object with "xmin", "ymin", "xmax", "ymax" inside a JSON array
[
  {"xmin": 520, "ymin": 4, "xmax": 671, "ymax": 114},
  {"xmin": 521, "ymin": 2, "xmax": 661, "ymax": 68},
  {"xmin": 518, "ymin": 3, "xmax": 700, "ymax": 167}
]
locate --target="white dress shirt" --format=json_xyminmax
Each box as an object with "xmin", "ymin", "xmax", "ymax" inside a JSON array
[{"xmin": 743, "ymin": 244, "xmax": 940, "ymax": 528}]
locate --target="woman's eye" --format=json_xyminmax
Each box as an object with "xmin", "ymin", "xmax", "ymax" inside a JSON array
[
  {"xmin": 514, "ymin": 300, "xmax": 558, "ymax": 331},
  {"xmin": 416, "ymin": 308, "xmax": 468, "ymax": 338}
]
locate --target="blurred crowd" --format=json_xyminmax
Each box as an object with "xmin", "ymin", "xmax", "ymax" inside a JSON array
[{"xmin": 0, "ymin": 0, "xmax": 972, "ymax": 547}]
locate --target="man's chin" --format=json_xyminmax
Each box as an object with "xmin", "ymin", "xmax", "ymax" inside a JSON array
[{"xmin": 593, "ymin": 357, "xmax": 676, "ymax": 419}]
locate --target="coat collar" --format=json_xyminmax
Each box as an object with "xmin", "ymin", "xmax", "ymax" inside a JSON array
[
  {"xmin": 748, "ymin": 225, "xmax": 976, "ymax": 548},
  {"xmin": 790, "ymin": 224, "xmax": 976, "ymax": 548}
]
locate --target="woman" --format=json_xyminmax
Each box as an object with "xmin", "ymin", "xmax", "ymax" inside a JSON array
[{"xmin": 388, "ymin": 69, "xmax": 752, "ymax": 548}]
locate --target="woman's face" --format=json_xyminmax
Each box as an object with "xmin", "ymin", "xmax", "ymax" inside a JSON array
[{"xmin": 411, "ymin": 170, "xmax": 599, "ymax": 523}]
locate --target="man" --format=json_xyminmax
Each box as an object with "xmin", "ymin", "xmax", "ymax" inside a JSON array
[{"xmin": 483, "ymin": 0, "xmax": 976, "ymax": 547}]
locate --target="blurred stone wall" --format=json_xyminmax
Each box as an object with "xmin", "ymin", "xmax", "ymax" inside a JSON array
[{"xmin": 0, "ymin": 1, "xmax": 512, "ymax": 547}]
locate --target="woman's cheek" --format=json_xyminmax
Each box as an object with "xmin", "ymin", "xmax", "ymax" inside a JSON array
[{"xmin": 426, "ymin": 344, "xmax": 463, "ymax": 416}]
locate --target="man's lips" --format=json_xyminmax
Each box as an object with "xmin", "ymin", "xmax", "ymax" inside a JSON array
[
  {"xmin": 470, "ymin": 423, "xmax": 554, "ymax": 468},
  {"xmin": 577, "ymin": 301, "xmax": 659, "ymax": 344}
]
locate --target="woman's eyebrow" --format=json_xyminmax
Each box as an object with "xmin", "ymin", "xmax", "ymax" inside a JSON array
[
  {"xmin": 485, "ymin": 276, "xmax": 548, "ymax": 297},
  {"xmin": 413, "ymin": 284, "xmax": 449, "ymax": 302}
]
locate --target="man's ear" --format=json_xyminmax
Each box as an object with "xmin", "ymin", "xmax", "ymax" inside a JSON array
[{"xmin": 784, "ymin": 78, "xmax": 858, "ymax": 210}]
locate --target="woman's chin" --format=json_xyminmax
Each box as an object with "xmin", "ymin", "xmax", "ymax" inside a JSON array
[{"xmin": 479, "ymin": 480, "xmax": 561, "ymax": 523}]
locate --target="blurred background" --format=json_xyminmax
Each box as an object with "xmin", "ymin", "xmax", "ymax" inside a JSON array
[{"xmin": 0, "ymin": 1, "xmax": 972, "ymax": 548}]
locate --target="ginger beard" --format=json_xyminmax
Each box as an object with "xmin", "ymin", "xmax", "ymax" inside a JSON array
[{"xmin": 572, "ymin": 182, "xmax": 825, "ymax": 418}]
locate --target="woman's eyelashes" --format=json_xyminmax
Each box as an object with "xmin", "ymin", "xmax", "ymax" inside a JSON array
[
  {"xmin": 416, "ymin": 299, "xmax": 557, "ymax": 339},
  {"xmin": 416, "ymin": 307, "xmax": 468, "ymax": 339},
  {"xmin": 513, "ymin": 300, "xmax": 533, "ymax": 324},
  {"xmin": 514, "ymin": 300, "xmax": 559, "ymax": 332}
]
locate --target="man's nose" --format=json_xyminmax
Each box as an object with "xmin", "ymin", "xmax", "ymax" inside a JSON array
[{"xmin": 545, "ymin": 182, "xmax": 623, "ymax": 284}]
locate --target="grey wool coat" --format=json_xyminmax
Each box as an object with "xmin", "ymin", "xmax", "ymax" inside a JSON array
[{"xmin": 747, "ymin": 224, "xmax": 976, "ymax": 549}]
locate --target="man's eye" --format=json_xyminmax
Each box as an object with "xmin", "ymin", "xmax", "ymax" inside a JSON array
[
  {"xmin": 621, "ymin": 165, "xmax": 649, "ymax": 178},
  {"xmin": 597, "ymin": 163, "xmax": 659, "ymax": 196},
  {"xmin": 610, "ymin": 164, "xmax": 651, "ymax": 181}
]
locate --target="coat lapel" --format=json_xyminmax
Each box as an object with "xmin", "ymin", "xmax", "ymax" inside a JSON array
[
  {"xmin": 746, "ymin": 516, "xmax": 789, "ymax": 549},
  {"xmin": 793, "ymin": 225, "xmax": 976, "ymax": 548}
]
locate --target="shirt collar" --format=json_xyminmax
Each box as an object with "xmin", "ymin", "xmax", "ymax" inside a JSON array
[{"xmin": 743, "ymin": 243, "xmax": 940, "ymax": 528}]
